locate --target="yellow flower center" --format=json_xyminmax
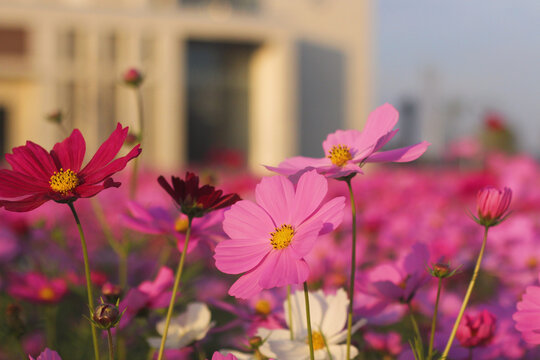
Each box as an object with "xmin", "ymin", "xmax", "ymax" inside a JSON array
[
  {"xmin": 254, "ymin": 299, "xmax": 272, "ymax": 316},
  {"xmin": 307, "ymin": 331, "xmax": 326, "ymax": 350},
  {"xmin": 527, "ymin": 257, "xmax": 538, "ymax": 269},
  {"xmin": 49, "ymin": 168, "xmax": 79, "ymax": 194},
  {"xmin": 39, "ymin": 287, "xmax": 55, "ymax": 301},
  {"xmin": 327, "ymin": 145, "xmax": 352, "ymax": 167},
  {"xmin": 270, "ymin": 224, "xmax": 294, "ymax": 250},
  {"xmin": 175, "ymin": 217, "xmax": 189, "ymax": 233}
]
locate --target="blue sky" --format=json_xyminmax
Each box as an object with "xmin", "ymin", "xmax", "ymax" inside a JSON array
[{"xmin": 376, "ymin": 0, "xmax": 540, "ymax": 153}]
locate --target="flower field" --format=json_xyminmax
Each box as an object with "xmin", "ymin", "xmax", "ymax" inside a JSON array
[{"xmin": 1, "ymin": 98, "xmax": 540, "ymax": 360}]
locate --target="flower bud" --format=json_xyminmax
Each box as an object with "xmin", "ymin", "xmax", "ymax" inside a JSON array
[
  {"xmin": 101, "ymin": 282, "xmax": 122, "ymax": 303},
  {"xmin": 456, "ymin": 310, "xmax": 496, "ymax": 348},
  {"xmin": 46, "ymin": 110, "xmax": 63, "ymax": 124},
  {"xmin": 474, "ymin": 186, "xmax": 512, "ymax": 227},
  {"xmin": 248, "ymin": 335, "xmax": 263, "ymax": 349},
  {"xmin": 123, "ymin": 68, "xmax": 143, "ymax": 87},
  {"xmin": 92, "ymin": 303, "xmax": 121, "ymax": 330},
  {"xmin": 428, "ymin": 262, "xmax": 460, "ymax": 279}
]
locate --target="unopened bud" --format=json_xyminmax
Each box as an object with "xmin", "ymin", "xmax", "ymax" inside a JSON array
[
  {"xmin": 46, "ymin": 110, "xmax": 63, "ymax": 124},
  {"xmin": 249, "ymin": 335, "xmax": 263, "ymax": 349},
  {"xmin": 124, "ymin": 132, "xmax": 139, "ymax": 146},
  {"xmin": 123, "ymin": 68, "xmax": 144, "ymax": 87},
  {"xmin": 92, "ymin": 303, "xmax": 121, "ymax": 330},
  {"xmin": 428, "ymin": 262, "xmax": 460, "ymax": 279}
]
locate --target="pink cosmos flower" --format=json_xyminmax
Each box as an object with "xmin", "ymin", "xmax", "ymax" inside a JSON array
[
  {"xmin": 29, "ymin": 348, "xmax": 62, "ymax": 360},
  {"xmin": 456, "ymin": 310, "xmax": 497, "ymax": 348},
  {"xmin": 266, "ymin": 103, "xmax": 430, "ymax": 178},
  {"xmin": 364, "ymin": 331, "xmax": 403, "ymax": 356},
  {"xmin": 474, "ymin": 186, "xmax": 512, "ymax": 227},
  {"xmin": 210, "ymin": 290, "xmax": 284, "ymax": 336},
  {"xmin": 122, "ymin": 201, "xmax": 225, "ymax": 253},
  {"xmin": 513, "ymin": 274, "xmax": 540, "ymax": 344},
  {"xmin": 362, "ymin": 243, "xmax": 430, "ymax": 304},
  {"xmin": 119, "ymin": 266, "xmax": 174, "ymax": 327},
  {"xmin": 214, "ymin": 170, "xmax": 345, "ymax": 299},
  {"xmin": 8, "ymin": 272, "xmax": 67, "ymax": 304},
  {"xmin": 0, "ymin": 123, "xmax": 141, "ymax": 212},
  {"xmin": 210, "ymin": 352, "xmax": 238, "ymax": 360}
]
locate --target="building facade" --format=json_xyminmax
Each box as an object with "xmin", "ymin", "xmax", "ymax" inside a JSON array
[{"xmin": 0, "ymin": 0, "xmax": 371, "ymax": 172}]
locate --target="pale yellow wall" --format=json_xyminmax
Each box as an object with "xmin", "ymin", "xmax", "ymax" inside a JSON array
[{"xmin": 0, "ymin": 0, "xmax": 372, "ymax": 172}]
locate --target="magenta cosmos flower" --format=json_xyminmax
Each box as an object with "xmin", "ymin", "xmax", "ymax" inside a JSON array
[
  {"xmin": 456, "ymin": 310, "xmax": 497, "ymax": 348},
  {"xmin": 214, "ymin": 170, "xmax": 345, "ymax": 299},
  {"xmin": 8, "ymin": 272, "xmax": 67, "ymax": 305},
  {"xmin": 266, "ymin": 103, "xmax": 430, "ymax": 178},
  {"xmin": 0, "ymin": 123, "xmax": 141, "ymax": 212},
  {"xmin": 513, "ymin": 273, "xmax": 540, "ymax": 344}
]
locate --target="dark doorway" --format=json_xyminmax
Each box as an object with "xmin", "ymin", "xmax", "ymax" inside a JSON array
[{"xmin": 186, "ymin": 40, "xmax": 256, "ymax": 166}]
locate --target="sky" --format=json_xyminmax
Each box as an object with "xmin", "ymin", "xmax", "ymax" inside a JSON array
[{"xmin": 375, "ymin": 0, "xmax": 540, "ymax": 154}]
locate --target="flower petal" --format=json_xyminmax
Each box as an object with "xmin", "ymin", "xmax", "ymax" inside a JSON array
[
  {"xmin": 223, "ymin": 200, "xmax": 274, "ymax": 239},
  {"xmin": 320, "ymin": 289, "xmax": 349, "ymax": 337},
  {"xmin": 80, "ymin": 123, "xmax": 130, "ymax": 175},
  {"xmin": 81, "ymin": 145, "xmax": 141, "ymax": 185},
  {"xmin": 50, "ymin": 129, "xmax": 86, "ymax": 172},
  {"xmin": 366, "ymin": 141, "xmax": 430, "ymax": 163},
  {"xmin": 290, "ymin": 170, "xmax": 328, "ymax": 225},
  {"xmin": 356, "ymin": 103, "xmax": 399, "ymax": 150},
  {"xmin": 255, "ymin": 175, "xmax": 295, "ymax": 226},
  {"xmin": 214, "ymin": 238, "xmax": 271, "ymax": 274},
  {"xmin": 265, "ymin": 156, "xmax": 330, "ymax": 177},
  {"xmin": 0, "ymin": 194, "xmax": 49, "ymax": 212},
  {"xmin": 6, "ymin": 141, "xmax": 56, "ymax": 179},
  {"xmin": 228, "ymin": 265, "xmax": 265, "ymax": 299},
  {"xmin": 258, "ymin": 250, "xmax": 309, "ymax": 289},
  {"xmin": 322, "ymin": 129, "xmax": 363, "ymax": 155},
  {"xmin": 0, "ymin": 169, "xmax": 50, "ymax": 197}
]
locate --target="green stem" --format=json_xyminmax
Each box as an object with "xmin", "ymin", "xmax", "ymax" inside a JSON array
[
  {"xmin": 287, "ymin": 285, "xmax": 294, "ymax": 340},
  {"xmin": 107, "ymin": 329, "xmax": 114, "ymax": 360},
  {"xmin": 345, "ymin": 178, "xmax": 357, "ymax": 360},
  {"xmin": 68, "ymin": 202, "xmax": 100, "ymax": 360},
  {"xmin": 15, "ymin": 336, "xmax": 26, "ymax": 359},
  {"xmin": 129, "ymin": 87, "xmax": 144, "ymax": 199},
  {"xmin": 45, "ymin": 305, "xmax": 57, "ymax": 349},
  {"xmin": 304, "ymin": 282, "xmax": 315, "ymax": 360},
  {"xmin": 440, "ymin": 226, "xmax": 489, "ymax": 359},
  {"xmin": 118, "ymin": 250, "xmax": 128, "ymax": 290},
  {"xmin": 156, "ymin": 217, "xmax": 193, "ymax": 360},
  {"xmin": 428, "ymin": 278, "xmax": 443, "ymax": 360},
  {"xmin": 408, "ymin": 302, "xmax": 422, "ymax": 341}
]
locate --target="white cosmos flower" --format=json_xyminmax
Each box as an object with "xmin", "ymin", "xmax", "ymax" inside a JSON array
[
  {"xmin": 257, "ymin": 288, "xmax": 366, "ymax": 360},
  {"xmin": 147, "ymin": 302, "xmax": 214, "ymax": 349}
]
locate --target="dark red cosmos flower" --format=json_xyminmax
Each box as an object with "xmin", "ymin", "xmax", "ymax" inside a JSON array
[
  {"xmin": 0, "ymin": 123, "xmax": 141, "ymax": 212},
  {"xmin": 158, "ymin": 172, "xmax": 240, "ymax": 218}
]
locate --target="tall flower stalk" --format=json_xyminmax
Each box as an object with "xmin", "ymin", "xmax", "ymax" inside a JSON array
[
  {"xmin": 304, "ymin": 282, "xmax": 315, "ymax": 360},
  {"xmin": 345, "ymin": 176, "xmax": 357, "ymax": 360},
  {"xmin": 122, "ymin": 68, "xmax": 145, "ymax": 199},
  {"xmin": 440, "ymin": 186, "xmax": 511, "ymax": 359},
  {"xmin": 156, "ymin": 217, "xmax": 193, "ymax": 360},
  {"xmin": 0, "ymin": 124, "xmax": 140, "ymax": 359},
  {"xmin": 69, "ymin": 202, "xmax": 100, "ymax": 360},
  {"xmin": 156, "ymin": 173, "xmax": 240, "ymax": 359}
]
